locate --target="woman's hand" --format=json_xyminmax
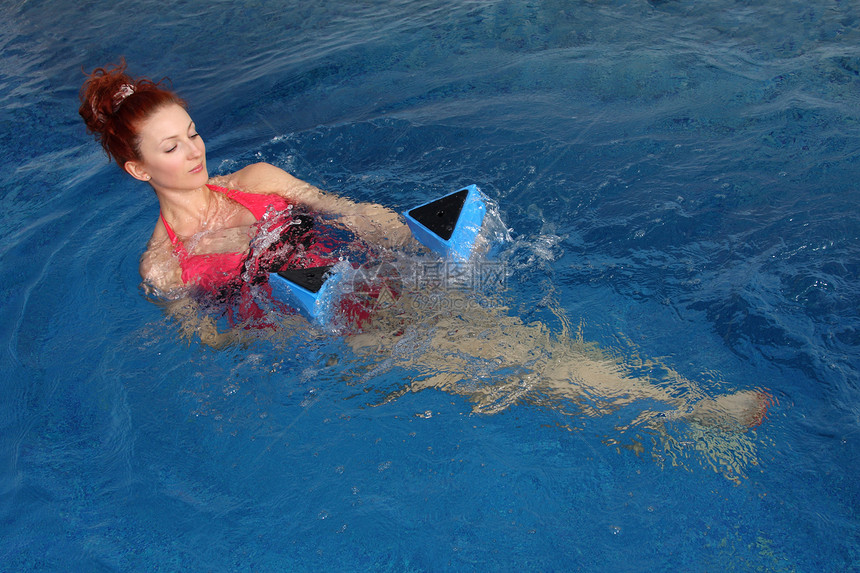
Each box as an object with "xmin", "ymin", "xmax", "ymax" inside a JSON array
[{"xmin": 166, "ymin": 297, "xmax": 250, "ymax": 349}]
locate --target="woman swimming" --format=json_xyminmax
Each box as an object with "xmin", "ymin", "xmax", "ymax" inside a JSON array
[
  {"xmin": 79, "ymin": 60, "xmax": 412, "ymax": 297},
  {"xmin": 79, "ymin": 61, "xmax": 770, "ymax": 469}
]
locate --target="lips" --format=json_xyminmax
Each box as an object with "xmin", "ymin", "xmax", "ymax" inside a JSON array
[{"xmin": 190, "ymin": 163, "xmax": 204, "ymax": 174}]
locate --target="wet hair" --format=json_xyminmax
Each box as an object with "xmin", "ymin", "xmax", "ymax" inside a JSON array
[{"xmin": 78, "ymin": 58, "xmax": 186, "ymax": 167}]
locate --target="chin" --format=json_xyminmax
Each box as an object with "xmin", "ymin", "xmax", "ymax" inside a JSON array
[{"xmin": 192, "ymin": 170, "xmax": 210, "ymax": 186}]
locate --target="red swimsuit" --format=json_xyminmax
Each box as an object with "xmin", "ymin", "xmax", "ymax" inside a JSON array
[
  {"xmin": 160, "ymin": 184, "xmax": 294, "ymax": 291},
  {"xmin": 161, "ymin": 184, "xmax": 392, "ymax": 330}
]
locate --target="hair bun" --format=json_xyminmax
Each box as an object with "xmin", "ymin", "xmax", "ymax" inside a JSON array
[
  {"xmin": 78, "ymin": 59, "xmax": 137, "ymax": 134},
  {"xmin": 78, "ymin": 59, "xmax": 184, "ymax": 167}
]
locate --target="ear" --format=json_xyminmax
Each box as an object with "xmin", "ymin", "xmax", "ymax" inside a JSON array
[{"xmin": 124, "ymin": 160, "xmax": 151, "ymax": 182}]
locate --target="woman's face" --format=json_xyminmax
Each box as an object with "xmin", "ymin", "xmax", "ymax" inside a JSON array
[{"xmin": 124, "ymin": 103, "xmax": 208, "ymax": 192}]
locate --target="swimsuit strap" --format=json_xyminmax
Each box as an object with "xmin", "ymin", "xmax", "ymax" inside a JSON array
[
  {"xmin": 160, "ymin": 212, "xmax": 176, "ymax": 243},
  {"xmin": 207, "ymin": 183, "xmax": 292, "ymax": 219},
  {"xmin": 159, "ymin": 185, "xmax": 292, "ymax": 261},
  {"xmin": 158, "ymin": 186, "xmax": 230, "ymax": 255},
  {"xmin": 159, "ymin": 212, "xmax": 186, "ymax": 255}
]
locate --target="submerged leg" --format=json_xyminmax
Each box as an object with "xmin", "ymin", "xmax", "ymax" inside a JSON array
[{"xmin": 351, "ymin": 295, "xmax": 768, "ymax": 430}]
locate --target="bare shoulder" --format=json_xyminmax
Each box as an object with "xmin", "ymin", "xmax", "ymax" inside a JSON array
[
  {"xmin": 211, "ymin": 162, "xmax": 342, "ymax": 212},
  {"xmin": 215, "ymin": 162, "xmax": 305, "ymax": 195}
]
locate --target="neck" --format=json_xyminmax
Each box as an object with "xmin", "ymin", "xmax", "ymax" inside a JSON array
[{"xmin": 155, "ymin": 184, "xmax": 214, "ymax": 235}]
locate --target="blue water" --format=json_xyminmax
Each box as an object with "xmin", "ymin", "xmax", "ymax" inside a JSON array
[{"xmin": 2, "ymin": 0, "xmax": 859, "ymax": 570}]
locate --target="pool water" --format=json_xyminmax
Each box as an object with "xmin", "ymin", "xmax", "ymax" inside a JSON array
[{"xmin": 2, "ymin": 0, "xmax": 859, "ymax": 570}]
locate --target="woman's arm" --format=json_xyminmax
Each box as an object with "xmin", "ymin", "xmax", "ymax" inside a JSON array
[
  {"xmin": 139, "ymin": 229, "xmax": 183, "ymax": 293},
  {"xmin": 141, "ymin": 240, "xmax": 247, "ymax": 347},
  {"xmin": 213, "ymin": 162, "xmax": 415, "ymax": 249}
]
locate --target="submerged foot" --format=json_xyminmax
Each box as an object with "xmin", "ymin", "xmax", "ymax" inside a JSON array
[{"xmin": 686, "ymin": 390, "xmax": 773, "ymax": 429}]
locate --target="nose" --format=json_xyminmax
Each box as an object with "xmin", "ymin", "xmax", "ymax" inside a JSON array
[{"xmin": 188, "ymin": 137, "xmax": 204, "ymax": 159}]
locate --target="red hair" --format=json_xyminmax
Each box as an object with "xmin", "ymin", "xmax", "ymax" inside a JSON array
[{"xmin": 79, "ymin": 59, "xmax": 186, "ymax": 167}]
